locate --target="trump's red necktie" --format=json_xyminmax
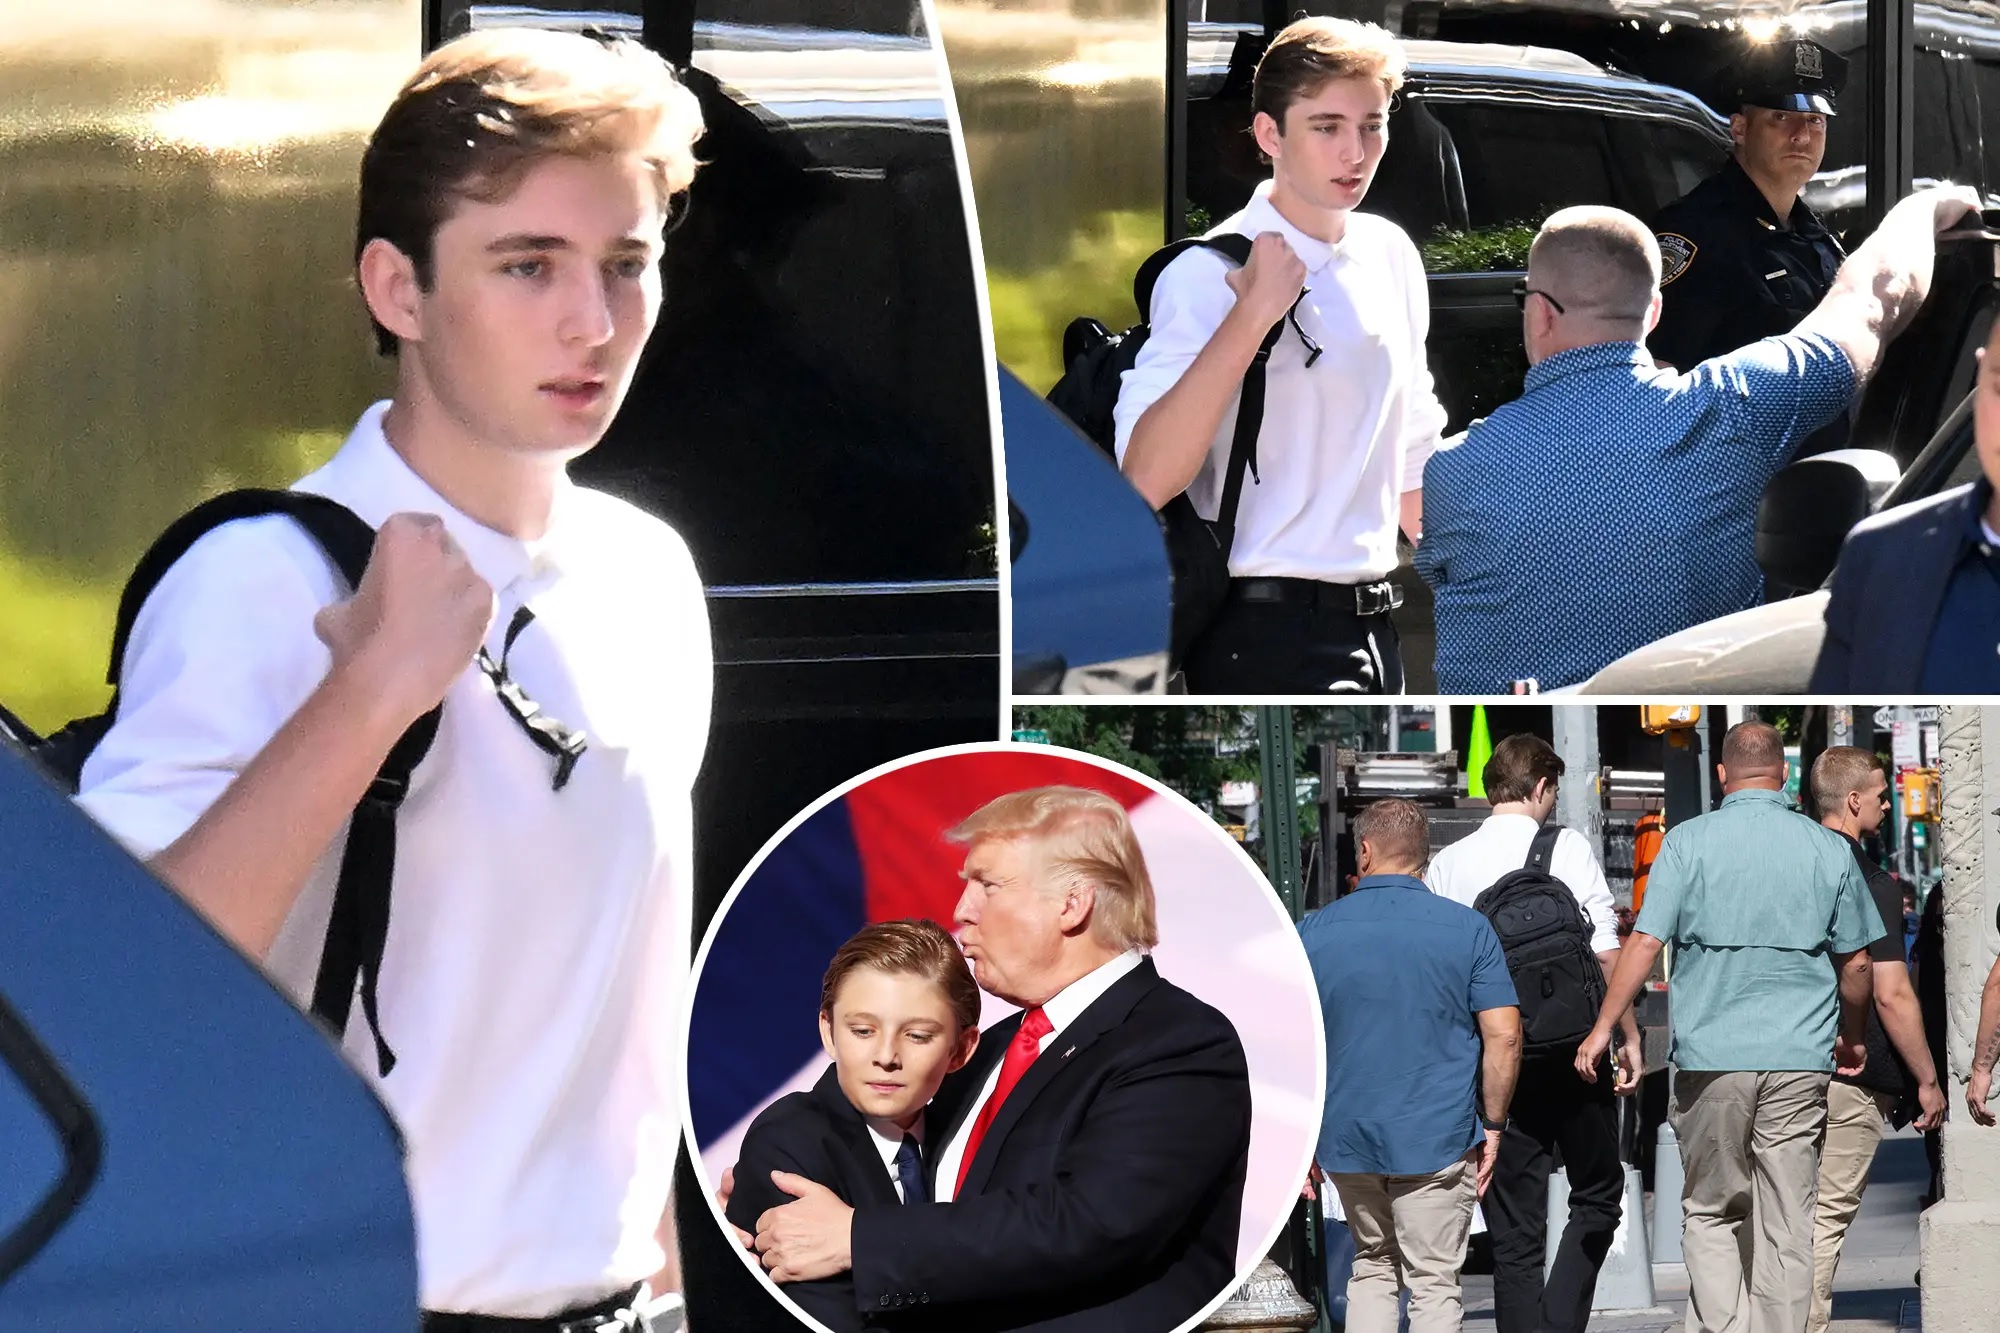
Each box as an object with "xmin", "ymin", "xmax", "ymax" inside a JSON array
[{"xmin": 954, "ymin": 1005, "xmax": 1054, "ymax": 1195}]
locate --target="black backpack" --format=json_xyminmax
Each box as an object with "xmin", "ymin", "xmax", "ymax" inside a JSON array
[
  {"xmin": 1473, "ymin": 824, "xmax": 1608, "ymax": 1055},
  {"xmin": 1045, "ymin": 233, "xmax": 1290, "ymax": 666},
  {"xmin": 4, "ymin": 489, "xmax": 435, "ymax": 1077}
]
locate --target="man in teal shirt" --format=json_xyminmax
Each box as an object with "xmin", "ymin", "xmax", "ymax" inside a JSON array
[{"xmin": 1576, "ymin": 721, "xmax": 1879, "ymax": 1333}]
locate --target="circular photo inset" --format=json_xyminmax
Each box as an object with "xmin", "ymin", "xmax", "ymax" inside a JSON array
[{"xmin": 681, "ymin": 742, "xmax": 1324, "ymax": 1333}]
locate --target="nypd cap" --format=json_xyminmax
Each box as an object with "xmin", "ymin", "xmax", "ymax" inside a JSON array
[{"xmin": 1735, "ymin": 38, "xmax": 1847, "ymax": 115}]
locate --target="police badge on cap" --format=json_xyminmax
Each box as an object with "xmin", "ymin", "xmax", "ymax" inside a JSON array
[{"xmin": 1736, "ymin": 38, "xmax": 1847, "ymax": 115}]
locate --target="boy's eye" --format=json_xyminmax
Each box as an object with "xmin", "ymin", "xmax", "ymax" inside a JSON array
[
  {"xmin": 849, "ymin": 1027, "xmax": 873, "ymax": 1038},
  {"xmin": 909, "ymin": 1032, "xmax": 934, "ymax": 1044},
  {"xmin": 609, "ymin": 256, "xmax": 652, "ymax": 279},
  {"xmin": 503, "ymin": 258, "xmax": 545, "ymax": 279}
]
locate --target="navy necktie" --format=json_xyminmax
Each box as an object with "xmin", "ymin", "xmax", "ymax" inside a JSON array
[{"xmin": 895, "ymin": 1134, "xmax": 927, "ymax": 1205}]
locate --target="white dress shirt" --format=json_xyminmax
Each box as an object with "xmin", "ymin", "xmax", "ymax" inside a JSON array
[
  {"xmin": 933, "ymin": 949, "xmax": 1145, "ymax": 1202},
  {"xmin": 1425, "ymin": 813, "xmax": 1621, "ymax": 955},
  {"xmin": 1113, "ymin": 180, "xmax": 1447, "ymax": 583},
  {"xmin": 866, "ymin": 1114, "xmax": 925, "ymax": 1203},
  {"xmin": 76, "ymin": 402, "xmax": 712, "ymax": 1317}
]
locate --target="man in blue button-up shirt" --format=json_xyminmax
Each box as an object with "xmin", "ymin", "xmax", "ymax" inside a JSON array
[
  {"xmin": 1299, "ymin": 797, "xmax": 1521, "ymax": 1333},
  {"xmin": 1418, "ymin": 187, "xmax": 1978, "ymax": 693}
]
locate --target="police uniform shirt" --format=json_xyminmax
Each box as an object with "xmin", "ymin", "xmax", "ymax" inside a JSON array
[
  {"xmin": 1111, "ymin": 179, "xmax": 1448, "ymax": 583},
  {"xmin": 76, "ymin": 401, "xmax": 712, "ymax": 1317},
  {"xmin": 1649, "ymin": 155, "xmax": 1845, "ymax": 373}
]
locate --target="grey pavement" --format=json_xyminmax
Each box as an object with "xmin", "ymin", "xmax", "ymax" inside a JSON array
[{"xmin": 1457, "ymin": 1128, "xmax": 1927, "ymax": 1332}]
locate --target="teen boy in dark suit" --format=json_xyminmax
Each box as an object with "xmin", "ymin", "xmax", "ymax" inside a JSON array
[{"xmin": 727, "ymin": 920, "xmax": 981, "ymax": 1332}]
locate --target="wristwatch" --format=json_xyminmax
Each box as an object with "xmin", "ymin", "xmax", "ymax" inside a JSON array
[{"xmin": 1478, "ymin": 1111, "xmax": 1509, "ymax": 1132}]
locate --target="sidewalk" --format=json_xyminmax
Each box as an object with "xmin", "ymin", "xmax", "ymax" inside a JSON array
[{"xmin": 1457, "ymin": 1128, "xmax": 1927, "ymax": 1332}]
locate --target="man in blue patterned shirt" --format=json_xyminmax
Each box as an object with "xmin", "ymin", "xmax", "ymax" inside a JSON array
[{"xmin": 1417, "ymin": 187, "xmax": 1979, "ymax": 693}]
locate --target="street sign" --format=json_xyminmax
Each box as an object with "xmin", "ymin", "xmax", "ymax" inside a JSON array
[
  {"xmin": 1012, "ymin": 729, "xmax": 1050, "ymax": 745},
  {"xmin": 1874, "ymin": 706, "xmax": 1940, "ymax": 728},
  {"xmin": 1893, "ymin": 720, "xmax": 1921, "ymax": 770}
]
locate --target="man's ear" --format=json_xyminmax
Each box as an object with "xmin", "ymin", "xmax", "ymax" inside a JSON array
[
  {"xmin": 1252, "ymin": 108, "xmax": 1285, "ymax": 162},
  {"xmin": 1729, "ymin": 111, "xmax": 1749, "ymax": 150},
  {"xmin": 1644, "ymin": 288, "xmax": 1663, "ymax": 335},
  {"xmin": 1057, "ymin": 881, "xmax": 1098, "ymax": 935},
  {"xmin": 358, "ymin": 236, "xmax": 427, "ymax": 346},
  {"xmin": 948, "ymin": 1025, "xmax": 981, "ymax": 1075},
  {"xmin": 1715, "ymin": 763, "xmax": 1729, "ymax": 789},
  {"xmin": 818, "ymin": 1011, "xmax": 837, "ymax": 1062}
]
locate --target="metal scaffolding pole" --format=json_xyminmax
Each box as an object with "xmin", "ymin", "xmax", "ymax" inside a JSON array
[
  {"xmin": 1554, "ymin": 707, "xmax": 1604, "ymax": 870},
  {"xmin": 1258, "ymin": 706, "xmax": 1302, "ymax": 917}
]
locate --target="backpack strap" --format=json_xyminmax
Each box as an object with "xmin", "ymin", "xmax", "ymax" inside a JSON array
[
  {"xmin": 1525, "ymin": 822, "xmax": 1563, "ymax": 875},
  {"xmin": 1132, "ymin": 233, "xmax": 1288, "ymax": 554},
  {"xmin": 106, "ymin": 488, "xmax": 435, "ymax": 1078}
]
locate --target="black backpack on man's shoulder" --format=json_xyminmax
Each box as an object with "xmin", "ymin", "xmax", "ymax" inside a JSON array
[
  {"xmin": 1473, "ymin": 824, "xmax": 1608, "ymax": 1056},
  {"xmin": 3, "ymin": 489, "xmax": 434, "ymax": 1078},
  {"xmin": 1045, "ymin": 233, "xmax": 1288, "ymax": 666}
]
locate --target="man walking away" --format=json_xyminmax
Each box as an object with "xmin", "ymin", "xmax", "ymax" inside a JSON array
[
  {"xmin": 1298, "ymin": 798, "xmax": 1522, "ymax": 1332},
  {"xmin": 1806, "ymin": 747, "xmax": 1947, "ymax": 1333},
  {"xmin": 1428, "ymin": 735, "xmax": 1644, "ymax": 1333},
  {"xmin": 1577, "ymin": 722, "xmax": 1881, "ymax": 1333}
]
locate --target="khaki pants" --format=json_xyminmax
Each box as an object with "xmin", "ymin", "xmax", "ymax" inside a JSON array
[
  {"xmin": 1807, "ymin": 1082, "xmax": 1898, "ymax": 1333},
  {"xmin": 1671, "ymin": 1070, "xmax": 1831, "ymax": 1333},
  {"xmin": 1332, "ymin": 1156, "xmax": 1479, "ymax": 1333}
]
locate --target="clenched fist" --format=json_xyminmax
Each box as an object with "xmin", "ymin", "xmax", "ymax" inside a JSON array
[
  {"xmin": 314, "ymin": 511, "xmax": 494, "ymax": 726},
  {"xmin": 1224, "ymin": 231, "xmax": 1308, "ymax": 331}
]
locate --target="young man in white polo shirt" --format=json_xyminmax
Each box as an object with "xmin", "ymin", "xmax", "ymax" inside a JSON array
[
  {"xmin": 1426, "ymin": 734, "xmax": 1642, "ymax": 1333},
  {"xmin": 74, "ymin": 30, "xmax": 708, "ymax": 1332},
  {"xmin": 1113, "ymin": 16, "xmax": 1446, "ymax": 694}
]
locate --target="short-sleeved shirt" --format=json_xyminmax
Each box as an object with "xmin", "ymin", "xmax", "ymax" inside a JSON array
[
  {"xmin": 1299, "ymin": 874, "xmax": 1518, "ymax": 1176},
  {"xmin": 75, "ymin": 402, "xmax": 712, "ymax": 1316},
  {"xmin": 1633, "ymin": 788, "xmax": 1883, "ymax": 1072},
  {"xmin": 1425, "ymin": 814, "xmax": 1621, "ymax": 956},
  {"xmin": 1113, "ymin": 180, "xmax": 1447, "ymax": 583},
  {"xmin": 1416, "ymin": 334, "xmax": 1855, "ymax": 692},
  {"xmin": 1834, "ymin": 833, "xmax": 1913, "ymax": 1099}
]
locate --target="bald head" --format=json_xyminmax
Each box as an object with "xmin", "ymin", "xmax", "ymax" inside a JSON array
[
  {"xmin": 1719, "ymin": 721, "xmax": 1787, "ymax": 791},
  {"xmin": 1528, "ymin": 207, "xmax": 1661, "ymax": 325}
]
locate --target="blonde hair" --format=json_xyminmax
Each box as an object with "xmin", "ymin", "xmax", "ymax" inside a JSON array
[
  {"xmin": 1253, "ymin": 17, "xmax": 1407, "ymax": 129},
  {"xmin": 948, "ymin": 786, "xmax": 1158, "ymax": 952},
  {"xmin": 356, "ymin": 28, "xmax": 705, "ymax": 354}
]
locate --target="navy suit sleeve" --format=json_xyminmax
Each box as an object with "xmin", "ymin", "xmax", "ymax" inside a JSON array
[
  {"xmin": 730, "ymin": 1110, "xmax": 872, "ymax": 1333},
  {"xmin": 1810, "ymin": 527, "xmax": 1873, "ymax": 691},
  {"xmin": 848, "ymin": 1010, "xmax": 1251, "ymax": 1311}
]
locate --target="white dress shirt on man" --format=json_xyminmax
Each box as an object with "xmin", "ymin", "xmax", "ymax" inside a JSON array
[
  {"xmin": 933, "ymin": 949, "xmax": 1145, "ymax": 1202},
  {"xmin": 1425, "ymin": 813, "xmax": 1621, "ymax": 955},
  {"xmin": 76, "ymin": 401, "xmax": 712, "ymax": 1317},
  {"xmin": 1112, "ymin": 179, "xmax": 1447, "ymax": 584}
]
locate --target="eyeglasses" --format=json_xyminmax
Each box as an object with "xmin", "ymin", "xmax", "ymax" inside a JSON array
[
  {"xmin": 1512, "ymin": 280, "xmax": 1566, "ymax": 315},
  {"xmin": 477, "ymin": 605, "xmax": 588, "ymax": 791}
]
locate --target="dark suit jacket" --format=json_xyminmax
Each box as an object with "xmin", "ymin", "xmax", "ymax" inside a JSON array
[
  {"xmin": 728, "ymin": 1065, "xmax": 912, "ymax": 1333},
  {"xmin": 848, "ymin": 957, "xmax": 1252, "ymax": 1333},
  {"xmin": 1811, "ymin": 480, "xmax": 1984, "ymax": 692}
]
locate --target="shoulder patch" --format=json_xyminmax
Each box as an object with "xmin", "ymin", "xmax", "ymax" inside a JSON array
[{"xmin": 1657, "ymin": 233, "xmax": 1697, "ymax": 286}]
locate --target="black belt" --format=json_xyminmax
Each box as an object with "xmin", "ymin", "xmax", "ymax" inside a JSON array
[
  {"xmin": 422, "ymin": 1285, "xmax": 645, "ymax": 1333},
  {"xmin": 1231, "ymin": 577, "xmax": 1403, "ymax": 617}
]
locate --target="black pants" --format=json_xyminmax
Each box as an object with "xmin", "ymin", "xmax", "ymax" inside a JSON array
[
  {"xmin": 1182, "ymin": 583, "xmax": 1403, "ymax": 694},
  {"xmin": 1487, "ymin": 1055, "xmax": 1623, "ymax": 1333}
]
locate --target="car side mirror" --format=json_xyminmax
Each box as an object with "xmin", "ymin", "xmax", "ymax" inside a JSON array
[{"xmin": 1756, "ymin": 449, "xmax": 1902, "ymax": 594}]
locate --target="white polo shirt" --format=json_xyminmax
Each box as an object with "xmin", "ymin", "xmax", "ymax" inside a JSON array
[
  {"xmin": 1425, "ymin": 814, "xmax": 1621, "ymax": 956},
  {"xmin": 1112, "ymin": 180, "xmax": 1447, "ymax": 583},
  {"xmin": 76, "ymin": 401, "xmax": 711, "ymax": 1317},
  {"xmin": 932, "ymin": 949, "xmax": 1144, "ymax": 1201}
]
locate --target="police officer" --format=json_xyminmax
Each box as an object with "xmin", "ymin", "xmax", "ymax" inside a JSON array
[{"xmin": 1650, "ymin": 39, "xmax": 1849, "ymax": 404}]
